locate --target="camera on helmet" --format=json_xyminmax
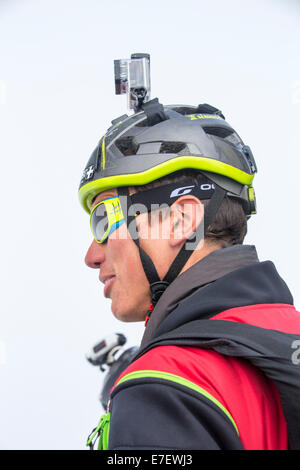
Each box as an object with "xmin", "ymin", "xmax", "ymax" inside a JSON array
[{"xmin": 114, "ymin": 53, "xmax": 151, "ymax": 113}]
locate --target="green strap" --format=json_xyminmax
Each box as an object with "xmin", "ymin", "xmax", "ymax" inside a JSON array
[
  {"xmin": 86, "ymin": 412, "xmax": 110, "ymax": 450},
  {"xmin": 115, "ymin": 369, "xmax": 239, "ymax": 436},
  {"xmin": 86, "ymin": 369, "xmax": 240, "ymax": 449}
]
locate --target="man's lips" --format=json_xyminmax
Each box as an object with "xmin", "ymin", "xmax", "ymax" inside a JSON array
[{"xmin": 100, "ymin": 274, "xmax": 116, "ymax": 298}]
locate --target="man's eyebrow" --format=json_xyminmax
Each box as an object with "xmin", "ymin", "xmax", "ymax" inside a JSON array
[
  {"xmin": 91, "ymin": 192, "xmax": 116, "ymax": 208},
  {"xmin": 91, "ymin": 194, "xmax": 99, "ymax": 205}
]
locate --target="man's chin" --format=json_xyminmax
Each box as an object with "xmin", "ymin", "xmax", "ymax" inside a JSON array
[{"xmin": 111, "ymin": 301, "xmax": 147, "ymax": 323}]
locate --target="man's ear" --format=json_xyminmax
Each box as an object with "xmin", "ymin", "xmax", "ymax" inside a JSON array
[{"xmin": 169, "ymin": 196, "xmax": 204, "ymax": 247}]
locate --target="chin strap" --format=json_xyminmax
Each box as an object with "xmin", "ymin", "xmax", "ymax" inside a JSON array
[
  {"xmin": 118, "ymin": 187, "xmax": 167, "ymax": 324},
  {"xmin": 118, "ymin": 183, "xmax": 226, "ymax": 326}
]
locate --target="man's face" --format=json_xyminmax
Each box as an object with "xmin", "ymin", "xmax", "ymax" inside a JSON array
[
  {"xmin": 85, "ymin": 187, "xmax": 204, "ymax": 322},
  {"xmin": 85, "ymin": 188, "xmax": 152, "ymax": 322}
]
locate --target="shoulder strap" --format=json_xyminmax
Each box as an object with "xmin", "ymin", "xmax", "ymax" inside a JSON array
[{"xmin": 136, "ymin": 319, "xmax": 300, "ymax": 450}]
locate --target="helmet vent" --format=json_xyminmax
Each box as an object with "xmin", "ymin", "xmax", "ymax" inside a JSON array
[
  {"xmin": 160, "ymin": 142, "xmax": 186, "ymax": 154},
  {"xmin": 115, "ymin": 136, "xmax": 138, "ymax": 156},
  {"xmin": 203, "ymin": 126, "xmax": 233, "ymax": 138},
  {"xmin": 203, "ymin": 127, "xmax": 242, "ymax": 146}
]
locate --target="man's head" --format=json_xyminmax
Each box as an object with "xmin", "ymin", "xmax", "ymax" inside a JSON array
[
  {"xmin": 80, "ymin": 101, "xmax": 257, "ymax": 322},
  {"xmin": 85, "ymin": 170, "xmax": 248, "ymax": 322}
]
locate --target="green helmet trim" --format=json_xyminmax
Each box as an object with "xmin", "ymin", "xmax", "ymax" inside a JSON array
[
  {"xmin": 79, "ymin": 154, "xmax": 254, "ymax": 213},
  {"xmin": 101, "ymin": 133, "xmax": 107, "ymax": 171}
]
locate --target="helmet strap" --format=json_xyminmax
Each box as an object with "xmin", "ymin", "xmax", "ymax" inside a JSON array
[
  {"xmin": 162, "ymin": 184, "xmax": 226, "ymax": 286},
  {"xmin": 117, "ymin": 186, "xmax": 162, "ymax": 286},
  {"xmin": 202, "ymin": 182, "xmax": 227, "ymax": 233},
  {"xmin": 117, "ymin": 184, "xmax": 226, "ymax": 325}
]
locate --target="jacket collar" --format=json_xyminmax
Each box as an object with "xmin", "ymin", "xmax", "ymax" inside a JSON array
[{"xmin": 140, "ymin": 245, "xmax": 260, "ymax": 348}]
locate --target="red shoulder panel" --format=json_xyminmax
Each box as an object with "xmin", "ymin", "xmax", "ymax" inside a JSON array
[{"xmin": 114, "ymin": 303, "xmax": 300, "ymax": 449}]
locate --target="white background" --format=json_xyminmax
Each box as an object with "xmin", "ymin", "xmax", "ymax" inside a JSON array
[{"xmin": 0, "ymin": 0, "xmax": 299, "ymax": 450}]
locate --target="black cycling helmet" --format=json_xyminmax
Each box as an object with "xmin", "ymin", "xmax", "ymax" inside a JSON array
[{"xmin": 79, "ymin": 100, "xmax": 257, "ymax": 215}]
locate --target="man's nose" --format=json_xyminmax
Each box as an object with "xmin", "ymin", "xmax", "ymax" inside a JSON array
[{"xmin": 85, "ymin": 239, "xmax": 105, "ymax": 269}]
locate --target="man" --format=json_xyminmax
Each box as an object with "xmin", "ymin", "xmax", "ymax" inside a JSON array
[{"xmin": 80, "ymin": 101, "xmax": 300, "ymax": 450}]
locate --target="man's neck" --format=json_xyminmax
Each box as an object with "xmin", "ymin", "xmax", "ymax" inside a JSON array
[{"xmin": 180, "ymin": 241, "xmax": 222, "ymax": 275}]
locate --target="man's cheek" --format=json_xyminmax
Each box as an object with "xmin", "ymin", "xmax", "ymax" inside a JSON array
[{"xmin": 109, "ymin": 222, "xmax": 129, "ymax": 242}]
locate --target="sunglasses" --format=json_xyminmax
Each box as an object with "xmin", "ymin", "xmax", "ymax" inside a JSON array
[{"xmin": 90, "ymin": 196, "xmax": 126, "ymax": 244}]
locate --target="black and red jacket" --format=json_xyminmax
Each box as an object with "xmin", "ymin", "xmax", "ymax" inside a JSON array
[{"xmin": 100, "ymin": 245, "xmax": 300, "ymax": 450}]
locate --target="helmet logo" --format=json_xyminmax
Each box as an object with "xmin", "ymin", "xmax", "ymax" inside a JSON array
[
  {"xmin": 81, "ymin": 164, "xmax": 95, "ymax": 183},
  {"xmin": 170, "ymin": 183, "xmax": 215, "ymax": 199},
  {"xmin": 170, "ymin": 185, "xmax": 195, "ymax": 198},
  {"xmin": 200, "ymin": 183, "xmax": 215, "ymax": 191}
]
